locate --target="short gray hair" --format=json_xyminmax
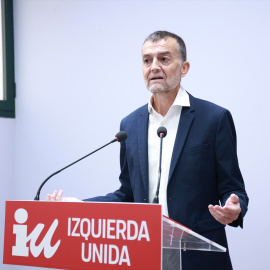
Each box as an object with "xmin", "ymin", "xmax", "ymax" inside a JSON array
[{"xmin": 144, "ymin": 31, "xmax": 187, "ymax": 62}]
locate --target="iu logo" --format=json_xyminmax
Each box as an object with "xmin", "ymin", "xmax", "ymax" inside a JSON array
[{"xmin": 12, "ymin": 208, "xmax": 61, "ymax": 258}]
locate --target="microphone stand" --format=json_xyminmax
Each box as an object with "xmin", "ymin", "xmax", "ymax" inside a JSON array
[
  {"xmin": 34, "ymin": 131, "xmax": 127, "ymax": 201},
  {"xmin": 152, "ymin": 127, "xmax": 167, "ymax": 203}
]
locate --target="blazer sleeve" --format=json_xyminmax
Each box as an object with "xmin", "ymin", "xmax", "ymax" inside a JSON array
[{"xmin": 215, "ymin": 109, "xmax": 249, "ymax": 228}]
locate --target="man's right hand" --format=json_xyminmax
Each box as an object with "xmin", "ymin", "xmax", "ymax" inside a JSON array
[{"xmin": 46, "ymin": 190, "xmax": 82, "ymax": 202}]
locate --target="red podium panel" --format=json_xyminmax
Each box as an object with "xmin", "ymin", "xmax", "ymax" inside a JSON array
[{"xmin": 4, "ymin": 201, "xmax": 162, "ymax": 270}]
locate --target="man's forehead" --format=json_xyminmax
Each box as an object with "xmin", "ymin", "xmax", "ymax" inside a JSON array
[{"xmin": 142, "ymin": 37, "xmax": 179, "ymax": 56}]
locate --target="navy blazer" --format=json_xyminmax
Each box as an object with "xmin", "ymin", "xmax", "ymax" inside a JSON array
[{"xmin": 86, "ymin": 93, "xmax": 248, "ymax": 270}]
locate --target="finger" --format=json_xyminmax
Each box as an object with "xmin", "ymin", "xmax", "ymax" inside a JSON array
[
  {"xmin": 212, "ymin": 206, "xmax": 233, "ymax": 218},
  {"xmin": 214, "ymin": 203, "xmax": 240, "ymax": 214},
  {"xmin": 56, "ymin": 190, "xmax": 63, "ymax": 201},
  {"xmin": 209, "ymin": 208, "xmax": 235, "ymax": 224},
  {"xmin": 208, "ymin": 205, "xmax": 225, "ymax": 217},
  {"xmin": 51, "ymin": 190, "xmax": 58, "ymax": 201},
  {"xmin": 213, "ymin": 205, "xmax": 236, "ymax": 214},
  {"xmin": 46, "ymin": 194, "xmax": 52, "ymax": 201},
  {"xmin": 229, "ymin": 194, "xmax": 239, "ymax": 204},
  {"xmin": 209, "ymin": 207, "xmax": 228, "ymax": 225},
  {"xmin": 223, "ymin": 205, "xmax": 241, "ymax": 215},
  {"xmin": 209, "ymin": 205, "xmax": 239, "ymax": 224},
  {"xmin": 226, "ymin": 194, "xmax": 239, "ymax": 205},
  {"xmin": 214, "ymin": 205, "xmax": 240, "ymax": 221},
  {"xmin": 209, "ymin": 205, "xmax": 223, "ymax": 219}
]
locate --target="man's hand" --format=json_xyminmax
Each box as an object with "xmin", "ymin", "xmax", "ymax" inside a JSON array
[
  {"xmin": 46, "ymin": 190, "xmax": 82, "ymax": 202},
  {"xmin": 208, "ymin": 194, "xmax": 241, "ymax": 225}
]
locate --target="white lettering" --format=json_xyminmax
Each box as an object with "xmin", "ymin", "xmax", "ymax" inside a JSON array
[
  {"xmin": 68, "ymin": 218, "xmax": 71, "ymax": 236},
  {"xmin": 68, "ymin": 217, "xmax": 150, "ymax": 243},
  {"xmin": 81, "ymin": 242, "xmax": 91, "ymax": 262},
  {"xmin": 138, "ymin": 221, "xmax": 150, "ymax": 241},
  {"xmin": 71, "ymin": 218, "xmax": 80, "ymax": 237},
  {"xmin": 93, "ymin": 243, "xmax": 103, "ymax": 263},
  {"xmin": 104, "ymin": 244, "xmax": 107, "ymax": 264},
  {"xmin": 80, "ymin": 218, "xmax": 90, "ymax": 241},
  {"xmin": 119, "ymin": 245, "xmax": 131, "ymax": 266},
  {"xmin": 116, "ymin": 220, "xmax": 126, "ymax": 240},
  {"xmin": 81, "ymin": 243, "xmax": 130, "ymax": 266},
  {"xmin": 109, "ymin": 245, "xmax": 119, "ymax": 265},
  {"xmin": 127, "ymin": 220, "xmax": 138, "ymax": 240},
  {"xmin": 91, "ymin": 219, "xmax": 102, "ymax": 238},
  {"xmin": 102, "ymin": 219, "xmax": 106, "ymax": 238},
  {"xmin": 107, "ymin": 219, "xmax": 116, "ymax": 239}
]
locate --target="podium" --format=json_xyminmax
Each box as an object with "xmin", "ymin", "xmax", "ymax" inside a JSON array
[
  {"xmin": 3, "ymin": 201, "xmax": 225, "ymax": 270},
  {"xmin": 162, "ymin": 216, "xmax": 226, "ymax": 269}
]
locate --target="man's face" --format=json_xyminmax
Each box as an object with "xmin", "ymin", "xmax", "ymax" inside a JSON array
[{"xmin": 142, "ymin": 37, "xmax": 183, "ymax": 94}]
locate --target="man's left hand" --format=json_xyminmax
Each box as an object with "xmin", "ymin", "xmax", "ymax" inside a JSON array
[{"xmin": 208, "ymin": 194, "xmax": 241, "ymax": 225}]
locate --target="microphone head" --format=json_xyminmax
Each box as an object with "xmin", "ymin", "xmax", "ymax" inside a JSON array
[
  {"xmin": 115, "ymin": 131, "xmax": 128, "ymax": 142},
  {"xmin": 157, "ymin": 126, "xmax": 167, "ymax": 138}
]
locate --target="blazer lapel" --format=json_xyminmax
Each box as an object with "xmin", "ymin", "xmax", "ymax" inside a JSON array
[
  {"xmin": 168, "ymin": 96, "xmax": 195, "ymax": 181},
  {"xmin": 137, "ymin": 107, "xmax": 149, "ymax": 199}
]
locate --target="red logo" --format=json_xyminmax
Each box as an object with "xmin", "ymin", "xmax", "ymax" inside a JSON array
[{"xmin": 4, "ymin": 201, "xmax": 162, "ymax": 270}]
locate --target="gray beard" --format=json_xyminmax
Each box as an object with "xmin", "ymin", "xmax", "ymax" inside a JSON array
[{"xmin": 147, "ymin": 87, "xmax": 172, "ymax": 94}]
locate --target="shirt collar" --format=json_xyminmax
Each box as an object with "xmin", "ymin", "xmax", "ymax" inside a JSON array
[{"xmin": 148, "ymin": 85, "xmax": 190, "ymax": 113}]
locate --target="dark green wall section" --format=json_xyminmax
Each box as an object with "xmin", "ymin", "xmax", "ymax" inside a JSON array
[{"xmin": 0, "ymin": 0, "xmax": 15, "ymax": 118}]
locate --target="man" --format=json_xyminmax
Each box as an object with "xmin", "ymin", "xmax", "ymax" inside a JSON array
[{"xmin": 47, "ymin": 31, "xmax": 248, "ymax": 270}]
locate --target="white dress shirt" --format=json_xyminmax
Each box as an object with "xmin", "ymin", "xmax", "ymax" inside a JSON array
[{"xmin": 148, "ymin": 85, "xmax": 190, "ymax": 217}]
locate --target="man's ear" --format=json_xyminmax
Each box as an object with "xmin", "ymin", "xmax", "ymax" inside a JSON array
[{"xmin": 180, "ymin": 61, "xmax": 190, "ymax": 78}]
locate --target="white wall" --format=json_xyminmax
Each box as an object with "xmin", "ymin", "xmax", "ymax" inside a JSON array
[
  {"xmin": 0, "ymin": 119, "xmax": 15, "ymax": 269},
  {"xmin": 1, "ymin": 0, "xmax": 270, "ymax": 269}
]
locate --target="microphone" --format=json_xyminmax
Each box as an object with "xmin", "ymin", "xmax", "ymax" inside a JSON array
[
  {"xmin": 34, "ymin": 131, "xmax": 128, "ymax": 201},
  {"xmin": 113, "ymin": 131, "xmax": 127, "ymax": 142},
  {"xmin": 157, "ymin": 126, "xmax": 167, "ymax": 138},
  {"xmin": 152, "ymin": 126, "xmax": 167, "ymax": 204}
]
